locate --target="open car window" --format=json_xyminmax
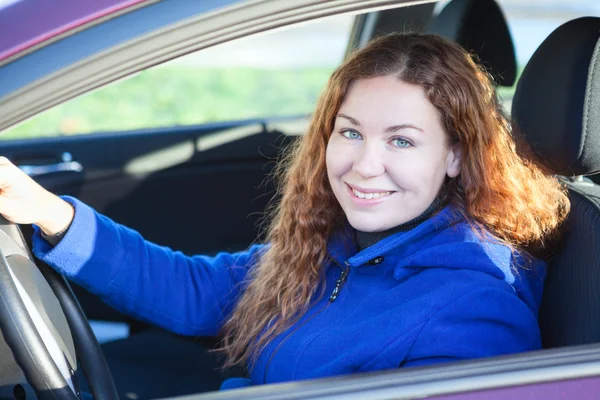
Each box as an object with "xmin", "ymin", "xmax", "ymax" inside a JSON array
[{"xmin": 0, "ymin": 14, "xmax": 353, "ymax": 141}]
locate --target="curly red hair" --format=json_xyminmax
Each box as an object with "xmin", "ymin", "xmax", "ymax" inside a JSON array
[{"xmin": 219, "ymin": 33, "xmax": 569, "ymax": 367}]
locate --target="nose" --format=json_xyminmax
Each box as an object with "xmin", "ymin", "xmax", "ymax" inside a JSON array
[{"xmin": 352, "ymin": 142, "xmax": 385, "ymax": 178}]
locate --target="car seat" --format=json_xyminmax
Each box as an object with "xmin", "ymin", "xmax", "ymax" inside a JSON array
[{"xmin": 511, "ymin": 17, "xmax": 600, "ymax": 348}]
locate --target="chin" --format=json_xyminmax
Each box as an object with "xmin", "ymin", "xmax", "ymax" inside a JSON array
[{"xmin": 346, "ymin": 217, "xmax": 389, "ymax": 233}]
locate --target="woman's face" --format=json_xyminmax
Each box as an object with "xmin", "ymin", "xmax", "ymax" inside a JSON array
[{"xmin": 326, "ymin": 75, "xmax": 461, "ymax": 232}]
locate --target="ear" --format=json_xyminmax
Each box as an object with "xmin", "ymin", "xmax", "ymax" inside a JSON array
[{"xmin": 445, "ymin": 145, "xmax": 462, "ymax": 178}]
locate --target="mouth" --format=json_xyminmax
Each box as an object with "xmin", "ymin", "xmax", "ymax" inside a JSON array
[{"xmin": 346, "ymin": 183, "xmax": 395, "ymax": 201}]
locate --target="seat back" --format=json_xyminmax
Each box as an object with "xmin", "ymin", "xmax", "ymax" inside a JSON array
[
  {"xmin": 511, "ymin": 17, "xmax": 600, "ymax": 347},
  {"xmin": 362, "ymin": 0, "xmax": 517, "ymax": 87},
  {"xmin": 427, "ymin": 0, "xmax": 517, "ymax": 87}
]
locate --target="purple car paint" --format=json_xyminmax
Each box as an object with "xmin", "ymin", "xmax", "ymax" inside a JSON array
[
  {"xmin": 432, "ymin": 376, "xmax": 600, "ymax": 399},
  {"xmin": 0, "ymin": 0, "xmax": 152, "ymax": 63}
]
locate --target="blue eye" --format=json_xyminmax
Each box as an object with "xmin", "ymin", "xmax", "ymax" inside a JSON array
[
  {"xmin": 341, "ymin": 129, "xmax": 362, "ymax": 140},
  {"xmin": 391, "ymin": 138, "xmax": 412, "ymax": 148}
]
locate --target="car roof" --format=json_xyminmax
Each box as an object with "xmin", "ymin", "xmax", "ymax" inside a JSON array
[{"xmin": 0, "ymin": 0, "xmax": 153, "ymax": 64}]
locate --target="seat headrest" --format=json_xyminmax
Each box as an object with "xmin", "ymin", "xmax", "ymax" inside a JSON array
[
  {"xmin": 427, "ymin": 0, "xmax": 517, "ymax": 87},
  {"xmin": 512, "ymin": 17, "xmax": 600, "ymax": 177}
]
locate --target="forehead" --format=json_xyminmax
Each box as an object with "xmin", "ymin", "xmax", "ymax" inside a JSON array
[{"xmin": 338, "ymin": 75, "xmax": 441, "ymax": 126}]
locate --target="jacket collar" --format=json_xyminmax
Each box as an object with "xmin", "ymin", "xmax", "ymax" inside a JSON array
[{"xmin": 328, "ymin": 205, "xmax": 463, "ymax": 268}]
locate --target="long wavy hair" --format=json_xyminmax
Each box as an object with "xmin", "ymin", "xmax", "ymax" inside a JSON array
[{"xmin": 219, "ymin": 33, "xmax": 570, "ymax": 367}]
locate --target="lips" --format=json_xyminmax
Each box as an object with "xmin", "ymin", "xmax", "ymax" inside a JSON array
[
  {"xmin": 351, "ymin": 187, "xmax": 392, "ymax": 199},
  {"xmin": 346, "ymin": 183, "xmax": 395, "ymax": 201}
]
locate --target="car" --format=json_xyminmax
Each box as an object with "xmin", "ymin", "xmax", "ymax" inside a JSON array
[{"xmin": 1, "ymin": 0, "xmax": 600, "ymax": 399}]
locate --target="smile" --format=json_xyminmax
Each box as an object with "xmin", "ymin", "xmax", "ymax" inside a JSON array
[
  {"xmin": 351, "ymin": 188, "xmax": 392, "ymax": 199},
  {"xmin": 346, "ymin": 183, "xmax": 395, "ymax": 202}
]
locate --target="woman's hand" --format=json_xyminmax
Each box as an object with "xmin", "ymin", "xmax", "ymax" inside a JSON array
[{"xmin": 0, "ymin": 157, "xmax": 74, "ymax": 235}]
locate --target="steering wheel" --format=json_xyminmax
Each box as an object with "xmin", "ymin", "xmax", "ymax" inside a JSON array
[{"xmin": 0, "ymin": 216, "xmax": 119, "ymax": 400}]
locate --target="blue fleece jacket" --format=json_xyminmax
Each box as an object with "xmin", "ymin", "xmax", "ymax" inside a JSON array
[{"xmin": 31, "ymin": 196, "xmax": 545, "ymax": 390}]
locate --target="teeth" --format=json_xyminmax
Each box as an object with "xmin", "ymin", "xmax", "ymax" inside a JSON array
[{"xmin": 352, "ymin": 188, "xmax": 391, "ymax": 199}]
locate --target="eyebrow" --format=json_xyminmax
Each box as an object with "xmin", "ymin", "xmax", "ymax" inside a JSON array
[{"xmin": 336, "ymin": 113, "xmax": 424, "ymax": 133}]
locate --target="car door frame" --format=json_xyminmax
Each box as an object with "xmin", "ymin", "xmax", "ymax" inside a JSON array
[{"xmin": 180, "ymin": 344, "xmax": 600, "ymax": 400}]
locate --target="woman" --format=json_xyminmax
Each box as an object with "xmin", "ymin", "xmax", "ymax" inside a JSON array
[{"xmin": 0, "ymin": 33, "xmax": 569, "ymax": 389}]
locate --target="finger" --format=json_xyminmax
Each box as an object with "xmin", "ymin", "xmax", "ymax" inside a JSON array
[
  {"xmin": 0, "ymin": 165, "xmax": 17, "ymax": 190},
  {"xmin": 0, "ymin": 196, "xmax": 15, "ymax": 222}
]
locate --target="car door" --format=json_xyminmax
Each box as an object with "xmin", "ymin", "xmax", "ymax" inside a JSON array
[{"xmin": 184, "ymin": 343, "xmax": 600, "ymax": 399}]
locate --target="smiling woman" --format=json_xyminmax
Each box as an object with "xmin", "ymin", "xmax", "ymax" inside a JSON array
[
  {"xmin": 0, "ymin": 31, "xmax": 570, "ymax": 394},
  {"xmin": 219, "ymin": 33, "xmax": 570, "ymax": 380},
  {"xmin": 327, "ymin": 77, "xmax": 461, "ymax": 232}
]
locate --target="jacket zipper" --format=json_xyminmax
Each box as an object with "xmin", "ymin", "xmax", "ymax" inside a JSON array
[
  {"xmin": 329, "ymin": 260, "xmax": 350, "ymax": 302},
  {"xmin": 262, "ymin": 259, "xmax": 350, "ymax": 382}
]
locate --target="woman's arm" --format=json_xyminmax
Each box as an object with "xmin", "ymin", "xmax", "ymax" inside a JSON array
[{"xmin": 32, "ymin": 196, "xmax": 263, "ymax": 336}]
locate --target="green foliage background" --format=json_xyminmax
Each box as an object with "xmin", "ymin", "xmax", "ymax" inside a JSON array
[{"xmin": 1, "ymin": 66, "xmax": 335, "ymax": 140}]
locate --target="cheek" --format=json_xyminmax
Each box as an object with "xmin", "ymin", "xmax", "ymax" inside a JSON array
[
  {"xmin": 385, "ymin": 149, "xmax": 447, "ymax": 188},
  {"xmin": 325, "ymin": 138, "xmax": 348, "ymax": 178}
]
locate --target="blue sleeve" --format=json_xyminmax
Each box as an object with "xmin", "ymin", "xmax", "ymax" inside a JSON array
[
  {"xmin": 31, "ymin": 196, "xmax": 264, "ymax": 336},
  {"xmin": 402, "ymin": 286, "xmax": 541, "ymax": 368}
]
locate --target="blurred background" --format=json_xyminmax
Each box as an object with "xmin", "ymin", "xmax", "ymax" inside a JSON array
[{"xmin": 2, "ymin": 0, "xmax": 600, "ymax": 140}]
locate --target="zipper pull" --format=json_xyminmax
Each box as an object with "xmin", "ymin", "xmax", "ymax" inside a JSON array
[{"xmin": 329, "ymin": 261, "xmax": 350, "ymax": 302}]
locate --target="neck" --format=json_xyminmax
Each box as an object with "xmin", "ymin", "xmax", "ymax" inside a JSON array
[{"xmin": 354, "ymin": 196, "xmax": 446, "ymax": 252}]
